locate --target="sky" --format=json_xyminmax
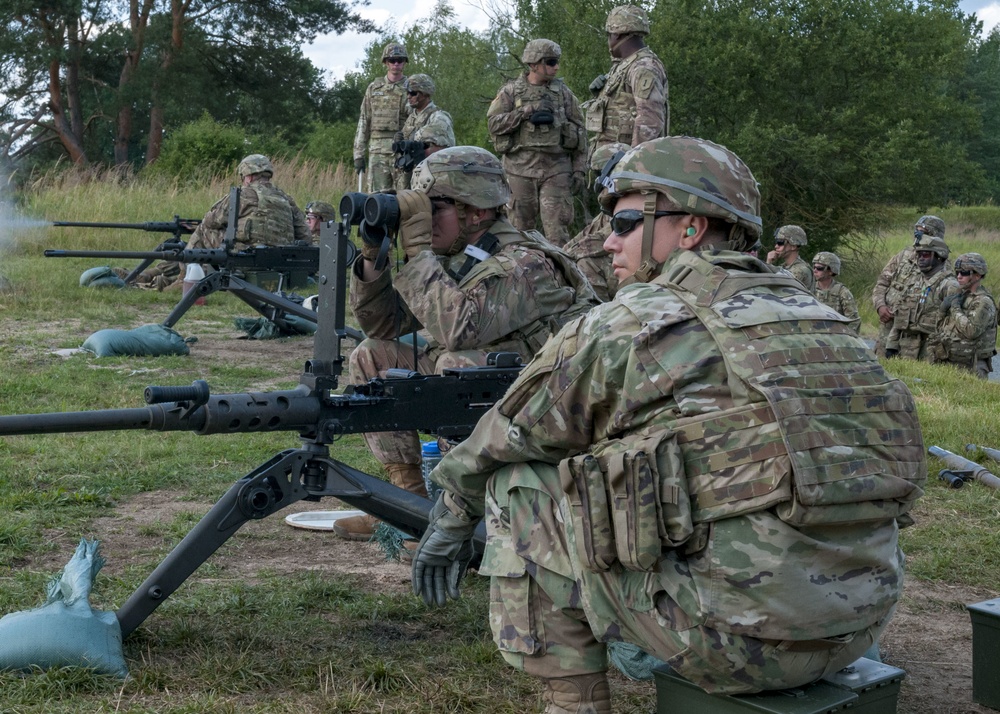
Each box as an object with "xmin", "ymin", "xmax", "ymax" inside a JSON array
[{"xmin": 302, "ymin": 0, "xmax": 1000, "ymax": 83}]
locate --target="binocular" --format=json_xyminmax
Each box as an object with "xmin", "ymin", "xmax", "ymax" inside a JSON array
[{"xmin": 338, "ymin": 192, "xmax": 402, "ymax": 248}]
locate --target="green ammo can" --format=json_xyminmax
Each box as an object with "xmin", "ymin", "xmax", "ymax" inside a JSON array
[
  {"xmin": 651, "ymin": 665, "xmax": 857, "ymax": 714},
  {"xmin": 821, "ymin": 657, "xmax": 905, "ymax": 713},
  {"xmin": 967, "ymin": 597, "xmax": 1000, "ymax": 709}
]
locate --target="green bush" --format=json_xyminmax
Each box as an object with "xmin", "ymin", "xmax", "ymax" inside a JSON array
[{"xmin": 300, "ymin": 121, "xmax": 356, "ymax": 166}]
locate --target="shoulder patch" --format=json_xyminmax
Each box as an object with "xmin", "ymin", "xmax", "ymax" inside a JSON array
[{"xmin": 635, "ymin": 74, "xmax": 656, "ymax": 99}]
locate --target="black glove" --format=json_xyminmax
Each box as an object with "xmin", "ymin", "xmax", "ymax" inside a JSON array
[
  {"xmin": 354, "ymin": 157, "xmax": 366, "ymax": 173},
  {"xmin": 589, "ymin": 74, "xmax": 608, "ymax": 95},
  {"xmin": 885, "ymin": 348, "xmax": 900, "ymax": 359},
  {"xmin": 529, "ymin": 110, "xmax": 555, "ymax": 125},
  {"xmin": 940, "ymin": 293, "xmax": 960, "ymax": 312},
  {"xmin": 412, "ymin": 494, "xmax": 477, "ymax": 607}
]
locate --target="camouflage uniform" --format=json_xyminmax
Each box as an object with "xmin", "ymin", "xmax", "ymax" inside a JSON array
[
  {"xmin": 393, "ymin": 76, "xmax": 455, "ymax": 190},
  {"xmin": 887, "ymin": 236, "xmax": 957, "ymax": 360},
  {"xmin": 872, "ymin": 216, "xmax": 950, "ymax": 357},
  {"xmin": 583, "ymin": 7, "xmax": 667, "ymax": 165},
  {"xmin": 488, "ymin": 41, "xmax": 587, "ymax": 247},
  {"xmin": 783, "ymin": 254, "xmax": 815, "ymax": 293},
  {"xmin": 768, "ymin": 225, "xmax": 814, "ymax": 293},
  {"xmin": 929, "ymin": 253, "xmax": 998, "ymax": 378},
  {"xmin": 415, "ymin": 137, "xmax": 924, "ymax": 707},
  {"xmin": 812, "ymin": 251, "xmax": 860, "ymax": 333},
  {"xmin": 354, "ymin": 44, "xmax": 409, "ymax": 193}
]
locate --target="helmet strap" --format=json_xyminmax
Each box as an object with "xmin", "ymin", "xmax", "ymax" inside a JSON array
[{"xmin": 626, "ymin": 194, "xmax": 662, "ymax": 285}]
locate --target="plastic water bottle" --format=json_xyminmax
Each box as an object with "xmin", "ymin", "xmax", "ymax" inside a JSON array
[
  {"xmin": 182, "ymin": 263, "xmax": 207, "ymax": 305},
  {"xmin": 421, "ymin": 440, "xmax": 443, "ymax": 501}
]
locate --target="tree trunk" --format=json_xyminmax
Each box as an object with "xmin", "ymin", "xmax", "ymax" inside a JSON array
[
  {"xmin": 145, "ymin": 0, "xmax": 186, "ymax": 166},
  {"xmin": 115, "ymin": 0, "xmax": 154, "ymax": 166}
]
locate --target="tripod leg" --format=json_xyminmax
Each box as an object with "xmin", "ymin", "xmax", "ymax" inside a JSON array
[{"xmin": 161, "ymin": 272, "xmax": 224, "ymax": 328}]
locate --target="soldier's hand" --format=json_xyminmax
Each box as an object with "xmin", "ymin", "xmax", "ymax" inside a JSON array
[
  {"xmin": 589, "ymin": 73, "xmax": 608, "ymax": 95},
  {"xmin": 571, "ymin": 171, "xmax": 587, "ymax": 195},
  {"xmin": 358, "ymin": 221, "xmax": 386, "ymax": 264},
  {"xmin": 940, "ymin": 293, "xmax": 961, "ymax": 312},
  {"xmin": 397, "ymin": 190, "xmax": 433, "ymax": 258},
  {"xmin": 877, "ymin": 305, "xmax": 894, "ymax": 323},
  {"xmin": 354, "ymin": 157, "xmax": 366, "ymax": 174},
  {"xmin": 412, "ymin": 495, "xmax": 477, "ymax": 607}
]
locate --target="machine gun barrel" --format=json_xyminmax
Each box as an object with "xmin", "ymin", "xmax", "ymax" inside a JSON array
[
  {"xmin": 51, "ymin": 218, "xmax": 200, "ymax": 234},
  {"xmin": 928, "ymin": 445, "xmax": 1000, "ymax": 489},
  {"xmin": 44, "ymin": 245, "xmax": 319, "ymax": 272}
]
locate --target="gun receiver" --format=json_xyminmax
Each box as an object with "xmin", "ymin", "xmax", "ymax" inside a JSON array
[
  {"xmin": 3, "ymin": 209, "xmax": 522, "ymax": 638},
  {"xmin": 928, "ymin": 445, "xmax": 1000, "ymax": 489}
]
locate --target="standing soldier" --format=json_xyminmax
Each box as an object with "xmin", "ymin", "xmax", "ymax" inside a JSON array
[
  {"xmin": 584, "ymin": 5, "xmax": 668, "ymax": 165},
  {"xmin": 354, "ymin": 42, "xmax": 410, "ymax": 193},
  {"xmin": 930, "ymin": 253, "xmax": 997, "ymax": 378},
  {"xmin": 487, "ymin": 39, "xmax": 587, "ymax": 247},
  {"xmin": 392, "ymin": 74, "xmax": 455, "ymax": 191},
  {"xmin": 886, "ymin": 234, "xmax": 957, "ymax": 360},
  {"xmin": 766, "ymin": 225, "xmax": 814, "ymax": 293},
  {"xmin": 333, "ymin": 146, "xmax": 599, "ymax": 542},
  {"xmin": 872, "ymin": 215, "xmax": 948, "ymax": 357},
  {"xmin": 813, "ymin": 251, "xmax": 861, "ymax": 333},
  {"xmin": 412, "ymin": 136, "xmax": 923, "ymax": 712}
]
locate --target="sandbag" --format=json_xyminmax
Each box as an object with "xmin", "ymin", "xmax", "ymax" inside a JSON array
[
  {"xmin": 233, "ymin": 314, "xmax": 317, "ymax": 340},
  {"xmin": 0, "ymin": 539, "xmax": 127, "ymax": 678},
  {"xmin": 81, "ymin": 323, "xmax": 193, "ymax": 357},
  {"xmin": 79, "ymin": 266, "xmax": 126, "ymax": 289}
]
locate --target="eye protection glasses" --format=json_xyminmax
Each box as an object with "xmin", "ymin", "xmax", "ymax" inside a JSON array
[
  {"xmin": 542, "ymin": 58, "xmax": 559, "ymax": 67},
  {"xmin": 956, "ymin": 269, "xmax": 974, "ymax": 277},
  {"xmin": 609, "ymin": 209, "xmax": 686, "ymax": 236}
]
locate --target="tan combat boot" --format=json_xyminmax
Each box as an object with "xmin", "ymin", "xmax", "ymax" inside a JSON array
[
  {"xmin": 332, "ymin": 463, "xmax": 426, "ymax": 541},
  {"xmin": 542, "ymin": 673, "xmax": 612, "ymax": 714}
]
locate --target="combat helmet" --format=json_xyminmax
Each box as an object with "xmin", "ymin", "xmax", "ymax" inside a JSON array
[
  {"xmin": 591, "ymin": 141, "xmax": 632, "ymax": 172},
  {"xmin": 606, "ymin": 5, "xmax": 650, "ymax": 35},
  {"xmin": 411, "ymin": 146, "xmax": 510, "ymax": 209},
  {"xmin": 238, "ymin": 154, "xmax": 274, "ymax": 178},
  {"xmin": 915, "ymin": 214, "xmax": 946, "ymax": 239},
  {"xmin": 522, "ymin": 39, "xmax": 562, "ymax": 64},
  {"xmin": 954, "ymin": 252, "xmax": 988, "ymax": 276},
  {"xmin": 381, "ymin": 42, "xmax": 408, "ymax": 62},
  {"xmin": 775, "ymin": 225, "xmax": 808, "ymax": 246},
  {"xmin": 914, "ymin": 234, "xmax": 950, "ymax": 260},
  {"xmin": 406, "ymin": 74, "xmax": 435, "ymax": 96},
  {"xmin": 305, "ymin": 201, "xmax": 336, "ymax": 221},
  {"xmin": 597, "ymin": 136, "xmax": 761, "ymax": 282},
  {"xmin": 813, "ymin": 250, "xmax": 842, "ymax": 276}
]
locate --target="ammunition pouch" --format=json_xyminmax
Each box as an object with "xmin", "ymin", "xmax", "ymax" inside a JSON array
[{"xmin": 529, "ymin": 111, "xmax": 555, "ymax": 125}]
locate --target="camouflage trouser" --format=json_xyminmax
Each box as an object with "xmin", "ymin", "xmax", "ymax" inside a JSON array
[
  {"xmin": 507, "ymin": 172, "xmax": 573, "ymax": 247},
  {"xmin": 348, "ymin": 336, "xmax": 490, "ymax": 465},
  {"xmin": 366, "ymin": 146, "xmax": 396, "ymax": 194},
  {"xmin": 893, "ymin": 330, "xmax": 931, "ymax": 361},
  {"xmin": 874, "ymin": 319, "xmax": 893, "ymax": 357},
  {"xmin": 133, "ymin": 261, "xmax": 182, "ymax": 291},
  {"xmin": 564, "ymin": 214, "xmax": 615, "ymax": 302},
  {"xmin": 481, "ymin": 462, "xmax": 884, "ymax": 694}
]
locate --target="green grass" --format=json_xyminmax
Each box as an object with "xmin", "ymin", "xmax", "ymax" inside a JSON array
[{"xmin": 2, "ymin": 175, "xmax": 1000, "ymax": 712}]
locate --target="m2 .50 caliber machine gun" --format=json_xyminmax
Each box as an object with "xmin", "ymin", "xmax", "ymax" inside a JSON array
[
  {"xmin": 0, "ymin": 204, "xmax": 523, "ymax": 638},
  {"xmin": 46, "ymin": 189, "xmax": 345, "ymax": 334}
]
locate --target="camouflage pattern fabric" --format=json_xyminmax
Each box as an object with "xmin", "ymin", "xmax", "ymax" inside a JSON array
[
  {"xmin": 872, "ymin": 246, "xmax": 953, "ymax": 357},
  {"xmin": 132, "ymin": 261, "xmax": 182, "ymax": 292},
  {"xmin": 354, "ymin": 75, "xmax": 409, "ymax": 192},
  {"xmin": 348, "ymin": 217, "xmax": 598, "ymax": 466},
  {"xmin": 186, "ymin": 178, "xmax": 309, "ymax": 251},
  {"xmin": 783, "ymin": 254, "xmax": 815, "ymax": 293},
  {"xmin": 886, "ymin": 264, "xmax": 958, "ymax": 360},
  {"xmin": 564, "ymin": 213, "xmax": 616, "ymax": 301},
  {"xmin": 815, "ymin": 280, "xmax": 861, "ymax": 333},
  {"xmin": 487, "ymin": 74, "xmax": 587, "ymax": 246},
  {"xmin": 584, "ymin": 48, "xmax": 667, "ymax": 165},
  {"xmin": 393, "ymin": 102, "xmax": 456, "ymax": 191},
  {"xmin": 929, "ymin": 287, "xmax": 998, "ymax": 378},
  {"xmin": 430, "ymin": 247, "xmax": 923, "ymax": 695}
]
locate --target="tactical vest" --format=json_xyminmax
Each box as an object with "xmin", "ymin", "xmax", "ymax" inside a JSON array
[
  {"xmin": 236, "ymin": 183, "xmax": 295, "ymax": 247},
  {"xmin": 884, "ymin": 248, "xmax": 921, "ymax": 309},
  {"xmin": 585, "ymin": 48, "xmax": 662, "ymax": 145},
  {"xmin": 369, "ymin": 77, "xmax": 408, "ymax": 136},
  {"xmin": 892, "ymin": 266, "xmax": 953, "ymax": 335},
  {"xmin": 493, "ymin": 76, "xmax": 574, "ymax": 155},
  {"xmin": 937, "ymin": 288, "xmax": 998, "ymax": 364},
  {"xmin": 455, "ymin": 221, "xmax": 598, "ymax": 356},
  {"xmin": 562, "ymin": 251, "xmax": 925, "ymax": 575}
]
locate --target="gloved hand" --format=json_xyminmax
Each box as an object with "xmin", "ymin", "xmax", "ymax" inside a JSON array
[
  {"xmin": 358, "ymin": 221, "xmax": 387, "ymax": 263},
  {"xmin": 571, "ymin": 171, "xmax": 587, "ymax": 195},
  {"xmin": 940, "ymin": 293, "xmax": 961, "ymax": 312},
  {"xmin": 397, "ymin": 190, "xmax": 433, "ymax": 259},
  {"xmin": 885, "ymin": 348, "xmax": 900, "ymax": 359},
  {"xmin": 354, "ymin": 157, "xmax": 366, "ymax": 173},
  {"xmin": 589, "ymin": 74, "xmax": 608, "ymax": 95},
  {"xmin": 412, "ymin": 494, "xmax": 478, "ymax": 607}
]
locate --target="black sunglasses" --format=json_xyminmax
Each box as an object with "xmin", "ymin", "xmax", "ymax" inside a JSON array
[
  {"xmin": 774, "ymin": 240, "xmax": 786, "ymax": 246},
  {"xmin": 386, "ymin": 57, "xmax": 406, "ymax": 64},
  {"xmin": 407, "ymin": 91, "xmax": 421, "ymax": 96},
  {"xmin": 956, "ymin": 269, "xmax": 974, "ymax": 277},
  {"xmin": 542, "ymin": 58, "xmax": 559, "ymax": 67},
  {"xmin": 813, "ymin": 264, "xmax": 829, "ymax": 271},
  {"xmin": 609, "ymin": 209, "xmax": 686, "ymax": 236}
]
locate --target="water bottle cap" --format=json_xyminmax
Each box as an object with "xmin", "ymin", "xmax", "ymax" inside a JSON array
[{"xmin": 421, "ymin": 440, "xmax": 441, "ymax": 456}]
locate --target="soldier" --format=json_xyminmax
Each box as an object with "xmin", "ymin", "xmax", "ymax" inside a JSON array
[
  {"xmin": 353, "ymin": 42, "xmax": 410, "ymax": 193},
  {"xmin": 487, "ymin": 39, "xmax": 587, "ymax": 247},
  {"xmin": 745, "ymin": 238, "xmax": 763, "ymax": 259},
  {"xmin": 813, "ymin": 250, "xmax": 861, "ymax": 333},
  {"xmin": 411, "ymin": 136, "xmax": 924, "ymax": 712},
  {"xmin": 766, "ymin": 225, "xmax": 814, "ymax": 293},
  {"xmin": 583, "ymin": 5, "xmax": 668, "ymax": 165},
  {"xmin": 930, "ymin": 252, "xmax": 997, "ymax": 378},
  {"xmin": 305, "ymin": 201, "xmax": 336, "ymax": 242},
  {"xmin": 563, "ymin": 141, "xmax": 632, "ymax": 302},
  {"xmin": 392, "ymin": 73, "xmax": 455, "ymax": 191},
  {"xmin": 134, "ymin": 154, "xmax": 309, "ymax": 289},
  {"xmin": 872, "ymin": 215, "xmax": 948, "ymax": 357},
  {"xmin": 333, "ymin": 146, "xmax": 599, "ymax": 541},
  {"xmin": 885, "ymin": 234, "xmax": 957, "ymax": 360}
]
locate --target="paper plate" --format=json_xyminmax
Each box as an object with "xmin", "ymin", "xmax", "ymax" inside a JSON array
[{"xmin": 284, "ymin": 510, "xmax": 366, "ymax": 531}]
